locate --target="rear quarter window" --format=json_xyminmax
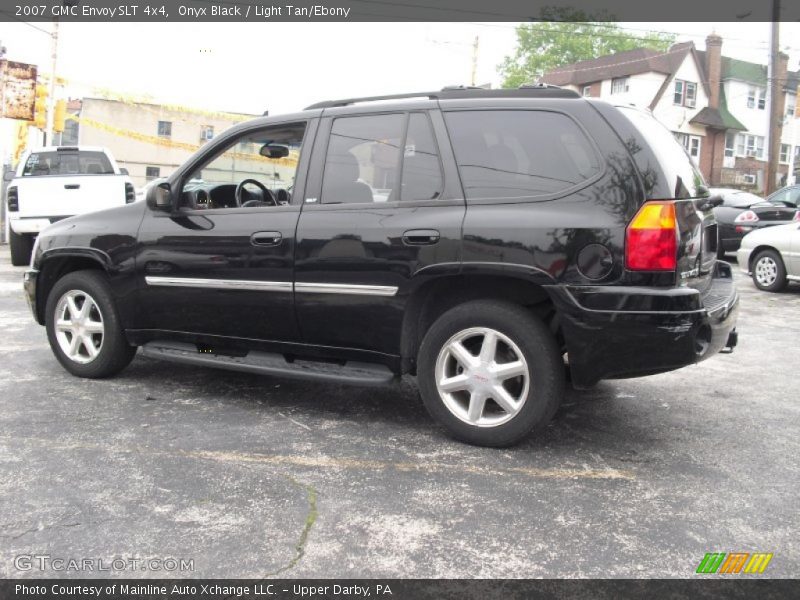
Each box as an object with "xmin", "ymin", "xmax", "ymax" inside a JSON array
[
  {"xmin": 616, "ymin": 106, "xmax": 706, "ymax": 199},
  {"xmin": 443, "ymin": 109, "xmax": 602, "ymax": 201},
  {"xmin": 22, "ymin": 151, "xmax": 114, "ymax": 177}
]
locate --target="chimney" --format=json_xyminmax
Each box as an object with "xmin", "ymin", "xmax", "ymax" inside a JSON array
[{"xmin": 705, "ymin": 33, "xmax": 723, "ymax": 109}]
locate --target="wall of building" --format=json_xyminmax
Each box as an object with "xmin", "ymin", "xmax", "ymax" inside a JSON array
[
  {"xmin": 76, "ymin": 98, "xmax": 257, "ymax": 188},
  {"xmin": 598, "ymin": 72, "xmax": 666, "ymax": 109}
]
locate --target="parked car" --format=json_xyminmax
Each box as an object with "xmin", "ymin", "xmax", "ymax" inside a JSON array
[
  {"xmin": 5, "ymin": 146, "xmax": 135, "ymax": 266},
  {"xmin": 737, "ymin": 221, "xmax": 800, "ymax": 292},
  {"xmin": 22, "ymin": 87, "xmax": 739, "ymax": 446},
  {"xmin": 766, "ymin": 183, "xmax": 800, "ymax": 208},
  {"xmin": 712, "ymin": 187, "xmax": 799, "ymax": 258}
]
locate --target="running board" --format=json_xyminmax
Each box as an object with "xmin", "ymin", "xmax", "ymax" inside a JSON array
[{"xmin": 140, "ymin": 341, "xmax": 396, "ymax": 387}]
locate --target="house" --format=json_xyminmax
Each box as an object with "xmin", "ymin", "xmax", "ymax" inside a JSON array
[{"xmin": 541, "ymin": 34, "xmax": 800, "ymax": 192}]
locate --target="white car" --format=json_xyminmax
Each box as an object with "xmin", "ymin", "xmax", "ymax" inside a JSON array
[
  {"xmin": 5, "ymin": 146, "xmax": 134, "ymax": 266},
  {"xmin": 737, "ymin": 220, "xmax": 800, "ymax": 292}
]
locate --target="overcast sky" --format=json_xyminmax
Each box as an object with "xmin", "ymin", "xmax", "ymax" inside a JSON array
[{"xmin": 1, "ymin": 21, "xmax": 800, "ymax": 117}]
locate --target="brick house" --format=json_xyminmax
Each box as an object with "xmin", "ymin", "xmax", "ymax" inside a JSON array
[{"xmin": 541, "ymin": 34, "xmax": 800, "ymax": 193}]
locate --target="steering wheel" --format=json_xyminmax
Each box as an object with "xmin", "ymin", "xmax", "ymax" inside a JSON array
[{"xmin": 235, "ymin": 179, "xmax": 276, "ymax": 207}]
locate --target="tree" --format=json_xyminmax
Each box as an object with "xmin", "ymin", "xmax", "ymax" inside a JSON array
[{"xmin": 498, "ymin": 12, "xmax": 674, "ymax": 89}]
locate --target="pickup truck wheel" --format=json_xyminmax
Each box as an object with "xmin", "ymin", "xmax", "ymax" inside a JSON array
[
  {"xmin": 45, "ymin": 270, "xmax": 136, "ymax": 378},
  {"xmin": 417, "ymin": 300, "xmax": 564, "ymax": 447},
  {"xmin": 751, "ymin": 249, "xmax": 787, "ymax": 292},
  {"xmin": 9, "ymin": 230, "xmax": 34, "ymax": 267}
]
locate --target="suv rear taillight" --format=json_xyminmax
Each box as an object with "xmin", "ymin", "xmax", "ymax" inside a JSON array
[
  {"xmin": 793, "ymin": 210, "xmax": 800, "ymax": 222},
  {"xmin": 7, "ymin": 186, "xmax": 18, "ymax": 212},
  {"xmin": 125, "ymin": 182, "xmax": 135, "ymax": 204},
  {"xmin": 625, "ymin": 201, "xmax": 677, "ymax": 271},
  {"xmin": 734, "ymin": 210, "xmax": 759, "ymax": 224}
]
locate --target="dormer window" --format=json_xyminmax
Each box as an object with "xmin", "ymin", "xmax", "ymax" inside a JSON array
[
  {"xmin": 747, "ymin": 86, "xmax": 766, "ymax": 110},
  {"xmin": 611, "ymin": 77, "xmax": 629, "ymax": 94}
]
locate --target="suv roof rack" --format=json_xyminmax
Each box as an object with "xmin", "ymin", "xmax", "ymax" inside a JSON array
[{"xmin": 304, "ymin": 84, "xmax": 579, "ymax": 110}]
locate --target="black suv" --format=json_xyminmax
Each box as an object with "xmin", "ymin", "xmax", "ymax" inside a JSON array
[{"xmin": 23, "ymin": 87, "xmax": 739, "ymax": 446}]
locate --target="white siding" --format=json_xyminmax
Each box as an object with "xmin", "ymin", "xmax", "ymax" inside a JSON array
[{"xmin": 652, "ymin": 54, "xmax": 708, "ymax": 137}]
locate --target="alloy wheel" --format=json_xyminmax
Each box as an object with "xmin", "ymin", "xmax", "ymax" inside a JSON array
[
  {"xmin": 755, "ymin": 256, "xmax": 778, "ymax": 287},
  {"xmin": 434, "ymin": 327, "xmax": 530, "ymax": 427},
  {"xmin": 54, "ymin": 290, "xmax": 105, "ymax": 364}
]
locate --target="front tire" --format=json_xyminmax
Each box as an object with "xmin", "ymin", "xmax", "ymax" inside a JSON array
[
  {"xmin": 417, "ymin": 300, "xmax": 564, "ymax": 447},
  {"xmin": 45, "ymin": 270, "xmax": 137, "ymax": 378},
  {"xmin": 9, "ymin": 229, "xmax": 33, "ymax": 266},
  {"xmin": 751, "ymin": 249, "xmax": 787, "ymax": 292}
]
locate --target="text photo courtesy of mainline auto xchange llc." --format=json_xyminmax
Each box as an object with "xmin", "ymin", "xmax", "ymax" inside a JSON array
[{"xmin": 0, "ymin": 1, "xmax": 798, "ymax": 599}]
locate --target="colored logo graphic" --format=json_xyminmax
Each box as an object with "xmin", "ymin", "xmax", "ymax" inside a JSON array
[{"xmin": 696, "ymin": 552, "xmax": 773, "ymax": 574}]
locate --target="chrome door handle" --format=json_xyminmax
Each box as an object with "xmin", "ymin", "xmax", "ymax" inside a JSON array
[
  {"xmin": 251, "ymin": 231, "xmax": 283, "ymax": 246},
  {"xmin": 402, "ymin": 229, "xmax": 440, "ymax": 246}
]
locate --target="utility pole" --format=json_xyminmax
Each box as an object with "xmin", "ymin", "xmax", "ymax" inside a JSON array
[
  {"xmin": 470, "ymin": 36, "xmax": 479, "ymax": 87},
  {"xmin": 44, "ymin": 19, "xmax": 59, "ymax": 146},
  {"xmin": 765, "ymin": 2, "xmax": 781, "ymax": 194}
]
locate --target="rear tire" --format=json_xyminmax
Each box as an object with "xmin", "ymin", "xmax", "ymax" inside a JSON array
[
  {"xmin": 417, "ymin": 300, "xmax": 564, "ymax": 447},
  {"xmin": 9, "ymin": 229, "xmax": 33, "ymax": 267},
  {"xmin": 45, "ymin": 270, "xmax": 137, "ymax": 378},
  {"xmin": 751, "ymin": 249, "xmax": 787, "ymax": 292}
]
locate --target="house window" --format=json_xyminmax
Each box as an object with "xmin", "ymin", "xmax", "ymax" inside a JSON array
[
  {"xmin": 746, "ymin": 86, "xmax": 766, "ymax": 110},
  {"xmin": 201, "ymin": 125, "xmax": 214, "ymax": 141},
  {"xmin": 674, "ymin": 80, "xmax": 684, "ymax": 105},
  {"xmin": 157, "ymin": 120, "xmax": 172, "ymax": 137},
  {"xmin": 673, "ymin": 80, "xmax": 697, "ymax": 108},
  {"xmin": 724, "ymin": 132, "xmax": 736, "ymax": 158},
  {"xmin": 786, "ymin": 94, "xmax": 796, "ymax": 120},
  {"xmin": 685, "ymin": 82, "xmax": 697, "ymax": 108},
  {"xmin": 582, "ymin": 85, "xmax": 591, "ymax": 97},
  {"xmin": 780, "ymin": 144, "xmax": 790, "ymax": 164},
  {"xmin": 743, "ymin": 173, "xmax": 756, "ymax": 185},
  {"xmin": 611, "ymin": 77, "xmax": 629, "ymax": 95},
  {"xmin": 145, "ymin": 166, "xmax": 160, "ymax": 181},
  {"xmin": 674, "ymin": 132, "xmax": 702, "ymax": 159},
  {"xmin": 735, "ymin": 133, "xmax": 765, "ymax": 159}
]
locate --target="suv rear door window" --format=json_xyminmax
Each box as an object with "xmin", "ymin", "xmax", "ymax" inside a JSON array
[
  {"xmin": 321, "ymin": 112, "xmax": 444, "ymax": 204},
  {"xmin": 444, "ymin": 110, "xmax": 602, "ymax": 201},
  {"xmin": 22, "ymin": 151, "xmax": 114, "ymax": 176},
  {"xmin": 321, "ymin": 113, "xmax": 405, "ymax": 204}
]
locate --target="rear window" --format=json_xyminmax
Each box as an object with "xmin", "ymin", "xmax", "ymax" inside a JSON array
[
  {"xmin": 22, "ymin": 151, "xmax": 114, "ymax": 177},
  {"xmin": 617, "ymin": 107, "xmax": 706, "ymax": 199},
  {"xmin": 444, "ymin": 110, "xmax": 602, "ymax": 201}
]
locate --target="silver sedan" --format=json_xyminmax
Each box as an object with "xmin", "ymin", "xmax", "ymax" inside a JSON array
[{"xmin": 737, "ymin": 220, "xmax": 800, "ymax": 292}]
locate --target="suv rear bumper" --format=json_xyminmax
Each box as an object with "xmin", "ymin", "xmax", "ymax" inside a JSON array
[{"xmin": 549, "ymin": 261, "xmax": 739, "ymax": 389}]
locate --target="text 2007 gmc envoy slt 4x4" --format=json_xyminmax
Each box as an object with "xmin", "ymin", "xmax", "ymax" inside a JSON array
[{"xmin": 23, "ymin": 86, "xmax": 739, "ymax": 446}]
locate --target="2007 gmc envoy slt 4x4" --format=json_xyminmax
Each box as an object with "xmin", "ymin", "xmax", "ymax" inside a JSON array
[{"xmin": 22, "ymin": 86, "xmax": 739, "ymax": 446}]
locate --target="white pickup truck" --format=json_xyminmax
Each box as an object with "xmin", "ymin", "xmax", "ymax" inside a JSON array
[{"xmin": 5, "ymin": 146, "xmax": 135, "ymax": 265}]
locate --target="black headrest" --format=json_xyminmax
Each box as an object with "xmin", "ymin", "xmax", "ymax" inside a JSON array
[{"xmin": 326, "ymin": 152, "xmax": 360, "ymax": 183}]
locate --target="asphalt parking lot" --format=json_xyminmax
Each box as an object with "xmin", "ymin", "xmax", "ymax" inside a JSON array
[{"xmin": 0, "ymin": 245, "xmax": 797, "ymax": 579}]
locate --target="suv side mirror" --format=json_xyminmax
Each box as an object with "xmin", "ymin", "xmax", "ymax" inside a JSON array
[
  {"xmin": 2, "ymin": 171, "xmax": 14, "ymax": 182},
  {"xmin": 146, "ymin": 182, "xmax": 173, "ymax": 211}
]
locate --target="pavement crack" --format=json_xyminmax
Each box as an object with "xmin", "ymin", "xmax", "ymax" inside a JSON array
[{"xmin": 264, "ymin": 475, "xmax": 318, "ymax": 577}]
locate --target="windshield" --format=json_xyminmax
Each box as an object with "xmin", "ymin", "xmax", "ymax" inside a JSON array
[
  {"xmin": 617, "ymin": 106, "xmax": 707, "ymax": 199},
  {"xmin": 22, "ymin": 151, "xmax": 114, "ymax": 177}
]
